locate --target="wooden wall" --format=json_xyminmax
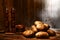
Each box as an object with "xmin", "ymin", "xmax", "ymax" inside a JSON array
[
  {"xmin": 0, "ymin": 0, "xmax": 45, "ymax": 31},
  {"xmin": 13, "ymin": 0, "xmax": 44, "ymax": 26},
  {"xmin": 0, "ymin": 0, "xmax": 14, "ymax": 31},
  {"xmin": 0, "ymin": 0, "xmax": 4, "ymax": 30}
]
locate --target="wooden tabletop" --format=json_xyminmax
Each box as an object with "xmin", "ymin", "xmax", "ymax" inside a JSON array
[{"xmin": 0, "ymin": 33, "xmax": 60, "ymax": 40}]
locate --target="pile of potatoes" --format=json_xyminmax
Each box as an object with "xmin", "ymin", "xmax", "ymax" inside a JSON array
[{"xmin": 22, "ymin": 21, "xmax": 56, "ymax": 38}]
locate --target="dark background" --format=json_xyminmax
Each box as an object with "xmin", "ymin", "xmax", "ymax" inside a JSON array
[{"xmin": 0, "ymin": 0, "xmax": 44, "ymax": 31}]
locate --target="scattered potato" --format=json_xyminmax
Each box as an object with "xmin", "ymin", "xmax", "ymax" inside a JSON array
[
  {"xmin": 31, "ymin": 25, "xmax": 37, "ymax": 32},
  {"xmin": 44, "ymin": 23, "xmax": 50, "ymax": 30},
  {"xmin": 35, "ymin": 31, "xmax": 49, "ymax": 38},
  {"xmin": 36, "ymin": 24, "xmax": 45, "ymax": 31},
  {"xmin": 47, "ymin": 29, "xmax": 56, "ymax": 36},
  {"xmin": 34, "ymin": 21, "xmax": 43, "ymax": 25},
  {"xmin": 23, "ymin": 30, "xmax": 34, "ymax": 37},
  {"xmin": 44, "ymin": 23, "xmax": 49, "ymax": 27}
]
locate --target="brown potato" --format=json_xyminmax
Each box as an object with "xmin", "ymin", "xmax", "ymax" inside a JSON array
[
  {"xmin": 44, "ymin": 23, "xmax": 49, "ymax": 27},
  {"xmin": 15, "ymin": 24, "xmax": 25, "ymax": 32},
  {"xmin": 35, "ymin": 31, "xmax": 49, "ymax": 38},
  {"xmin": 22, "ymin": 30, "xmax": 34, "ymax": 37},
  {"xmin": 36, "ymin": 24, "xmax": 45, "ymax": 31},
  {"xmin": 47, "ymin": 29, "xmax": 56, "ymax": 36},
  {"xmin": 44, "ymin": 23, "xmax": 50, "ymax": 30},
  {"xmin": 31, "ymin": 25, "xmax": 37, "ymax": 32},
  {"xmin": 34, "ymin": 21, "xmax": 43, "ymax": 25},
  {"xmin": 15, "ymin": 24, "xmax": 24, "ymax": 29}
]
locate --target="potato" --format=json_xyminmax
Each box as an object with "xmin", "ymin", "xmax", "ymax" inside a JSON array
[
  {"xmin": 36, "ymin": 24, "xmax": 45, "ymax": 31},
  {"xmin": 22, "ymin": 30, "xmax": 34, "ymax": 37},
  {"xmin": 44, "ymin": 23, "xmax": 50, "ymax": 30},
  {"xmin": 34, "ymin": 21, "xmax": 43, "ymax": 25},
  {"xmin": 44, "ymin": 23, "xmax": 49, "ymax": 27},
  {"xmin": 15, "ymin": 24, "xmax": 25, "ymax": 32},
  {"xmin": 31, "ymin": 25, "xmax": 37, "ymax": 32},
  {"xmin": 15, "ymin": 24, "xmax": 25, "ymax": 29},
  {"xmin": 47, "ymin": 29, "xmax": 56, "ymax": 36},
  {"xmin": 35, "ymin": 31, "xmax": 49, "ymax": 38}
]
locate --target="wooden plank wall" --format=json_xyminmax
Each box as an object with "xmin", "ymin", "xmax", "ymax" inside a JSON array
[
  {"xmin": 0, "ymin": 0, "xmax": 14, "ymax": 31},
  {"xmin": 0, "ymin": 0, "xmax": 45, "ymax": 31},
  {"xmin": 13, "ymin": 0, "xmax": 44, "ymax": 26},
  {"xmin": 0, "ymin": 0, "xmax": 4, "ymax": 30}
]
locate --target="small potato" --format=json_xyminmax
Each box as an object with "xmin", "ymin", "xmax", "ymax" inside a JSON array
[
  {"xmin": 15, "ymin": 24, "xmax": 25, "ymax": 32},
  {"xmin": 44, "ymin": 23, "xmax": 49, "ymax": 27},
  {"xmin": 36, "ymin": 24, "xmax": 45, "ymax": 31},
  {"xmin": 15, "ymin": 24, "xmax": 24, "ymax": 29},
  {"xmin": 35, "ymin": 31, "xmax": 49, "ymax": 38},
  {"xmin": 31, "ymin": 25, "xmax": 37, "ymax": 32},
  {"xmin": 34, "ymin": 21, "xmax": 43, "ymax": 25},
  {"xmin": 23, "ymin": 30, "xmax": 34, "ymax": 37},
  {"xmin": 44, "ymin": 23, "xmax": 50, "ymax": 30},
  {"xmin": 47, "ymin": 29, "xmax": 56, "ymax": 36}
]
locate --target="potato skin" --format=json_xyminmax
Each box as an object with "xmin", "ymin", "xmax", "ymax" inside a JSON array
[
  {"xmin": 35, "ymin": 31, "xmax": 49, "ymax": 38},
  {"xmin": 47, "ymin": 29, "xmax": 56, "ymax": 36},
  {"xmin": 31, "ymin": 25, "xmax": 37, "ymax": 32},
  {"xmin": 44, "ymin": 23, "xmax": 49, "ymax": 27},
  {"xmin": 15, "ymin": 24, "xmax": 25, "ymax": 32},
  {"xmin": 44, "ymin": 23, "xmax": 50, "ymax": 30},
  {"xmin": 34, "ymin": 21, "xmax": 43, "ymax": 25},
  {"xmin": 34, "ymin": 21, "xmax": 50, "ymax": 31},
  {"xmin": 22, "ymin": 30, "xmax": 34, "ymax": 37},
  {"xmin": 15, "ymin": 24, "xmax": 24, "ymax": 29},
  {"xmin": 36, "ymin": 24, "xmax": 45, "ymax": 31}
]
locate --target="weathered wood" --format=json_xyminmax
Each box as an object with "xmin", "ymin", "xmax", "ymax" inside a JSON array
[
  {"xmin": 13, "ymin": 0, "xmax": 43, "ymax": 26},
  {"xmin": 0, "ymin": 0, "xmax": 44, "ymax": 32}
]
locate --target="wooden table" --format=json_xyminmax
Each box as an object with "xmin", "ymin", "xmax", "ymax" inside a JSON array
[{"xmin": 0, "ymin": 33, "xmax": 60, "ymax": 40}]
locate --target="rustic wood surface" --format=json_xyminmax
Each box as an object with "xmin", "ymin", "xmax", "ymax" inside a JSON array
[{"xmin": 0, "ymin": 33, "xmax": 60, "ymax": 40}]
